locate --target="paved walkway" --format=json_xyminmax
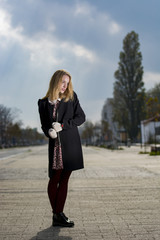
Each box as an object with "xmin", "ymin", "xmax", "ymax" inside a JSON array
[{"xmin": 0, "ymin": 145, "xmax": 160, "ymax": 240}]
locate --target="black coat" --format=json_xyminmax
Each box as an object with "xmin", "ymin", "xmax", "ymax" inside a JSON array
[{"xmin": 38, "ymin": 92, "xmax": 85, "ymax": 177}]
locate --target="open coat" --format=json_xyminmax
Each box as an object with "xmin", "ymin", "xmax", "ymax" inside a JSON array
[{"xmin": 38, "ymin": 92, "xmax": 85, "ymax": 178}]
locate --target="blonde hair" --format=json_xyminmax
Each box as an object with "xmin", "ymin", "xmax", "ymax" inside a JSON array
[{"xmin": 43, "ymin": 69, "xmax": 74, "ymax": 102}]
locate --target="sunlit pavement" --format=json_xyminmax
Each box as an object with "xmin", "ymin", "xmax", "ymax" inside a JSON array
[{"xmin": 0, "ymin": 145, "xmax": 160, "ymax": 240}]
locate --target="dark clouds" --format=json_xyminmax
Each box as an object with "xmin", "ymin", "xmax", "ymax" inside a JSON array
[{"xmin": 0, "ymin": 0, "xmax": 160, "ymax": 129}]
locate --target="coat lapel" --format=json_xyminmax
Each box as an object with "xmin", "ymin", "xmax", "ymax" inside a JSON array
[{"xmin": 57, "ymin": 99, "xmax": 67, "ymax": 122}]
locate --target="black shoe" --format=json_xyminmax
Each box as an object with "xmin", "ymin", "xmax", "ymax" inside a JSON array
[{"xmin": 52, "ymin": 212, "xmax": 74, "ymax": 227}]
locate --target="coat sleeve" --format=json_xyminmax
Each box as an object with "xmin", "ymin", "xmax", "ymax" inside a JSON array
[
  {"xmin": 38, "ymin": 99, "xmax": 50, "ymax": 138},
  {"xmin": 62, "ymin": 93, "xmax": 86, "ymax": 130}
]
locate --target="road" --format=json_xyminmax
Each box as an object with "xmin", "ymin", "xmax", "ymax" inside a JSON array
[
  {"xmin": 0, "ymin": 145, "xmax": 160, "ymax": 240},
  {"xmin": 0, "ymin": 146, "xmax": 34, "ymax": 161}
]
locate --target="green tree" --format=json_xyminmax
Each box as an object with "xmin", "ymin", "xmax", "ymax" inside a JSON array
[
  {"xmin": 113, "ymin": 31, "xmax": 145, "ymax": 140},
  {"xmin": 146, "ymin": 83, "xmax": 160, "ymax": 118},
  {"xmin": 7, "ymin": 122, "xmax": 22, "ymax": 145},
  {"xmin": 101, "ymin": 120, "xmax": 109, "ymax": 137},
  {"xmin": 147, "ymin": 83, "xmax": 160, "ymax": 102},
  {"xmin": 0, "ymin": 104, "xmax": 14, "ymax": 146},
  {"xmin": 81, "ymin": 120, "xmax": 94, "ymax": 144},
  {"xmin": 0, "ymin": 104, "xmax": 45, "ymax": 147}
]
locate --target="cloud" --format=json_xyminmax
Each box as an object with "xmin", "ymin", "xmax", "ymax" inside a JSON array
[
  {"xmin": 0, "ymin": 5, "xmax": 97, "ymax": 67},
  {"xmin": 61, "ymin": 41, "xmax": 96, "ymax": 62},
  {"xmin": 74, "ymin": 1, "xmax": 92, "ymax": 16},
  {"xmin": 0, "ymin": 0, "xmax": 123, "ymax": 66},
  {"xmin": 108, "ymin": 21, "xmax": 122, "ymax": 35},
  {"xmin": 143, "ymin": 71, "xmax": 160, "ymax": 89},
  {"xmin": 0, "ymin": 8, "xmax": 23, "ymax": 46},
  {"xmin": 74, "ymin": 1, "xmax": 122, "ymax": 36},
  {"xmin": 0, "ymin": 1, "xmax": 123, "ymax": 129}
]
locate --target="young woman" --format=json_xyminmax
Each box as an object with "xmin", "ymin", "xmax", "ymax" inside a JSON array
[{"xmin": 38, "ymin": 70, "xmax": 85, "ymax": 227}]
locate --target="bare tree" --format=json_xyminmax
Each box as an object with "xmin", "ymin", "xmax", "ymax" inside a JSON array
[{"xmin": 0, "ymin": 105, "xmax": 14, "ymax": 146}]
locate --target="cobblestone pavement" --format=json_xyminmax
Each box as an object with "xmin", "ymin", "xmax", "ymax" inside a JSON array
[{"xmin": 0, "ymin": 145, "xmax": 160, "ymax": 240}]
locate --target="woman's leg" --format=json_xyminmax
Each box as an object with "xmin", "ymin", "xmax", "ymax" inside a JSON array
[
  {"xmin": 54, "ymin": 170, "xmax": 72, "ymax": 213},
  {"xmin": 51, "ymin": 170, "xmax": 74, "ymax": 227},
  {"xmin": 47, "ymin": 170, "xmax": 62, "ymax": 213}
]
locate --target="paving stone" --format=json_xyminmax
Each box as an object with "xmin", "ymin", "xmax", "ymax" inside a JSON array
[{"xmin": 0, "ymin": 145, "xmax": 160, "ymax": 240}]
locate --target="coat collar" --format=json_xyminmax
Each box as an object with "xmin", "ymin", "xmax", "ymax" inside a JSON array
[{"xmin": 48, "ymin": 98, "xmax": 61, "ymax": 105}]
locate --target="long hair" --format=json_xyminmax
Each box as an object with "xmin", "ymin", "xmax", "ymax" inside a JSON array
[{"xmin": 43, "ymin": 69, "xmax": 74, "ymax": 102}]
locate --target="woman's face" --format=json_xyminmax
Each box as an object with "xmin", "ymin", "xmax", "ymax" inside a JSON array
[{"xmin": 59, "ymin": 75, "xmax": 70, "ymax": 94}]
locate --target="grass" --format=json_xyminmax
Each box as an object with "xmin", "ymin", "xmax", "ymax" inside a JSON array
[
  {"xmin": 99, "ymin": 145, "xmax": 124, "ymax": 150},
  {"xmin": 139, "ymin": 151, "xmax": 160, "ymax": 156},
  {"xmin": 139, "ymin": 151, "xmax": 149, "ymax": 154},
  {"xmin": 149, "ymin": 151, "xmax": 160, "ymax": 156}
]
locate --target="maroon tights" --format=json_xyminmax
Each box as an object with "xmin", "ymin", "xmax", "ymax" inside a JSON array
[{"xmin": 48, "ymin": 170, "xmax": 72, "ymax": 214}]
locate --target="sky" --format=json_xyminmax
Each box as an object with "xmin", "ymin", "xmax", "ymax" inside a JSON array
[{"xmin": 0, "ymin": 0, "xmax": 160, "ymax": 132}]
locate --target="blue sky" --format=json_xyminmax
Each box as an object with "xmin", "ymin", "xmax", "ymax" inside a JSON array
[{"xmin": 0, "ymin": 0, "xmax": 160, "ymax": 132}]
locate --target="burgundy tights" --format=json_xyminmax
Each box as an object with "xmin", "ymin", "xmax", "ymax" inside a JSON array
[{"xmin": 47, "ymin": 170, "xmax": 72, "ymax": 214}]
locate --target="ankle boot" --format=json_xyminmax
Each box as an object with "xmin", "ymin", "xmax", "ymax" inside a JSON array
[{"xmin": 52, "ymin": 212, "xmax": 74, "ymax": 227}]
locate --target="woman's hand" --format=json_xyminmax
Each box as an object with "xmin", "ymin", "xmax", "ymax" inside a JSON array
[
  {"xmin": 48, "ymin": 128, "xmax": 57, "ymax": 139},
  {"xmin": 52, "ymin": 122, "xmax": 63, "ymax": 132}
]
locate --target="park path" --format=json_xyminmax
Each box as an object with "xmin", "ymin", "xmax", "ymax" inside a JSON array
[{"xmin": 0, "ymin": 144, "xmax": 160, "ymax": 240}]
